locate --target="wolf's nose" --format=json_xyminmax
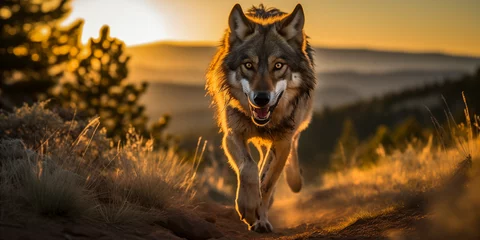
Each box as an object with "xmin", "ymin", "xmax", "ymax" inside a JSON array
[{"xmin": 253, "ymin": 92, "xmax": 270, "ymax": 107}]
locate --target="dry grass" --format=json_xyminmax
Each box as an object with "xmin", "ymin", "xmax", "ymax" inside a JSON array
[
  {"xmin": 318, "ymin": 135, "xmax": 472, "ymax": 203},
  {"xmin": 0, "ymin": 102, "xmax": 200, "ymax": 223},
  {"xmin": 321, "ymin": 206, "xmax": 397, "ymax": 233},
  {"xmin": 0, "ymin": 138, "xmax": 92, "ymax": 218},
  {"xmin": 425, "ymin": 154, "xmax": 480, "ymax": 239},
  {"xmin": 271, "ymin": 95, "xmax": 480, "ymax": 238},
  {"xmin": 271, "ymin": 134, "xmax": 470, "ymax": 229},
  {"xmin": 1, "ymin": 98, "xmax": 479, "ymax": 238}
]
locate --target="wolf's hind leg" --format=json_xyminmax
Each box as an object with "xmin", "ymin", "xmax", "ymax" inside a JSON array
[
  {"xmin": 222, "ymin": 134, "xmax": 261, "ymax": 227},
  {"xmin": 285, "ymin": 134, "xmax": 303, "ymax": 193},
  {"xmin": 253, "ymin": 140, "xmax": 292, "ymax": 233}
]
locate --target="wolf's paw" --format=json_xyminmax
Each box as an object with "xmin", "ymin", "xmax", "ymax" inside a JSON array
[
  {"xmin": 236, "ymin": 180, "xmax": 261, "ymax": 226},
  {"xmin": 285, "ymin": 163, "xmax": 303, "ymax": 193},
  {"xmin": 250, "ymin": 219, "xmax": 273, "ymax": 233},
  {"xmin": 236, "ymin": 163, "xmax": 261, "ymax": 226}
]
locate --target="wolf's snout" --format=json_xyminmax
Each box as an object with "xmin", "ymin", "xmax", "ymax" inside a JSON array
[{"xmin": 252, "ymin": 92, "xmax": 270, "ymax": 107}]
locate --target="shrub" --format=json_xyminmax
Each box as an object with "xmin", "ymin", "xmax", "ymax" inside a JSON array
[{"xmin": 0, "ymin": 102, "xmax": 197, "ymax": 222}]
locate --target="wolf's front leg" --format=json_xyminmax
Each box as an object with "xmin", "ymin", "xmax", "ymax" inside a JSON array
[
  {"xmin": 253, "ymin": 139, "xmax": 292, "ymax": 233},
  {"xmin": 222, "ymin": 133, "xmax": 261, "ymax": 227}
]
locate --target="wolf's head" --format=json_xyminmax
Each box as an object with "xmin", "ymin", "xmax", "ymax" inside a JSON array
[{"xmin": 222, "ymin": 4, "xmax": 315, "ymax": 126}]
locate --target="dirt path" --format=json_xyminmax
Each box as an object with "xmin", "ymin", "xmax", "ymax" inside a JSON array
[
  {"xmin": 0, "ymin": 200, "xmax": 426, "ymax": 240},
  {"xmin": 196, "ymin": 202, "xmax": 426, "ymax": 240},
  {"xmin": 0, "ymin": 179, "xmax": 432, "ymax": 240}
]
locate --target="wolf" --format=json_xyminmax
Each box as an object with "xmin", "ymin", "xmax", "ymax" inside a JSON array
[{"xmin": 205, "ymin": 3, "xmax": 316, "ymax": 233}]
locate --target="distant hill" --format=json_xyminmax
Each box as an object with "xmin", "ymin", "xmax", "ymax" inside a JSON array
[
  {"xmin": 129, "ymin": 42, "xmax": 480, "ymax": 139},
  {"xmin": 139, "ymin": 82, "xmax": 213, "ymax": 135},
  {"xmin": 318, "ymin": 69, "xmax": 465, "ymax": 99},
  {"xmin": 126, "ymin": 43, "xmax": 216, "ymax": 85},
  {"xmin": 126, "ymin": 42, "xmax": 480, "ymax": 85}
]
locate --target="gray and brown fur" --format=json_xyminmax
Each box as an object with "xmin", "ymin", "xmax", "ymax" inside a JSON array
[{"xmin": 205, "ymin": 4, "xmax": 316, "ymax": 233}]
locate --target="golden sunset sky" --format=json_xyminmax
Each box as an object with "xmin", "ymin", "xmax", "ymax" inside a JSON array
[{"xmin": 65, "ymin": 0, "xmax": 480, "ymax": 56}]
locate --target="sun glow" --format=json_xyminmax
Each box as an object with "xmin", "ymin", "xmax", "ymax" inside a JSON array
[
  {"xmin": 64, "ymin": 0, "xmax": 167, "ymax": 46},
  {"xmin": 65, "ymin": 0, "xmax": 480, "ymax": 56}
]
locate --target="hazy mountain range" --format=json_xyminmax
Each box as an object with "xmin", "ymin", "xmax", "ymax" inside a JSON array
[{"xmin": 125, "ymin": 43, "xmax": 480, "ymax": 134}]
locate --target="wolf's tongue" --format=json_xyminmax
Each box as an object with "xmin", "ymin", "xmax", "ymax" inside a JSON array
[{"xmin": 254, "ymin": 107, "xmax": 269, "ymax": 119}]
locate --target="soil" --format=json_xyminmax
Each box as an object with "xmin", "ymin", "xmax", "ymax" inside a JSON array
[{"xmin": 0, "ymin": 200, "xmax": 427, "ymax": 240}]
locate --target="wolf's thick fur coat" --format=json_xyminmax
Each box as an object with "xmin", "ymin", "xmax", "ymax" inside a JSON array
[{"xmin": 205, "ymin": 4, "xmax": 316, "ymax": 233}]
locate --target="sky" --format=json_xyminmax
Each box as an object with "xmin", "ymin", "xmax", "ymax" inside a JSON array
[{"xmin": 64, "ymin": 0, "xmax": 480, "ymax": 56}]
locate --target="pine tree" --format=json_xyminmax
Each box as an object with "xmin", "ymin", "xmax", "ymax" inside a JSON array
[
  {"xmin": 0, "ymin": 0, "xmax": 82, "ymax": 110},
  {"xmin": 58, "ymin": 26, "xmax": 150, "ymax": 141}
]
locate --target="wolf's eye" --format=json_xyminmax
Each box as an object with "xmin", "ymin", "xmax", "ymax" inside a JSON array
[
  {"xmin": 274, "ymin": 62, "xmax": 284, "ymax": 70},
  {"xmin": 244, "ymin": 62, "xmax": 253, "ymax": 70}
]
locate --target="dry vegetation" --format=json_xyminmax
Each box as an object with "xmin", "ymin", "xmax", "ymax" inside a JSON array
[
  {"xmin": 269, "ymin": 96, "xmax": 480, "ymax": 239},
  {"xmin": 0, "ymin": 101, "xmax": 198, "ymax": 224},
  {"xmin": 1, "ymin": 99, "xmax": 479, "ymax": 239}
]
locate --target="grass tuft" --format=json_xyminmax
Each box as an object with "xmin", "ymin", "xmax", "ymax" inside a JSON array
[{"xmin": 0, "ymin": 102, "xmax": 202, "ymax": 223}]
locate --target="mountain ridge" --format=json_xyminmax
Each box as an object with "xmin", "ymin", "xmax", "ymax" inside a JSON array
[{"xmin": 128, "ymin": 41, "xmax": 480, "ymax": 60}]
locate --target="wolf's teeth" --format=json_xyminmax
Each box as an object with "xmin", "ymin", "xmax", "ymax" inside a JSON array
[{"xmin": 253, "ymin": 110, "xmax": 271, "ymax": 120}]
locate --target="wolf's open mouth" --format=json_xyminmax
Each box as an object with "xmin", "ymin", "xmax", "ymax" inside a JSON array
[
  {"xmin": 250, "ymin": 106, "xmax": 273, "ymax": 126},
  {"xmin": 249, "ymin": 92, "xmax": 283, "ymax": 126}
]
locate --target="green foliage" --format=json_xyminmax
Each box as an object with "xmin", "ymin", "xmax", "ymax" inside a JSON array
[
  {"xmin": 330, "ymin": 122, "xmax": 396, "ymax": 169},
  {"xmin": 330, "ymin": 116, "xmax": 434, "ymax": 170},
  {"xmin": 356, "ymin": 125, "xmax": 393, "ymax": 167},
  {"xmin": 0, "ymin": 0, "xmax": 82, "ymax": 110},
  {"xmin": 390, "ymin": 116, "xmax": 426, "ymax": 146},
  {"xmin": 330, "ymin": 118, "xmax": 359, "ymax": 170},
  {"xmin": 57, "ymin": 26, "xmax": 151, "ymax": 141}
]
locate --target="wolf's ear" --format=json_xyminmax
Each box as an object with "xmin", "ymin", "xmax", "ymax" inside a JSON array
[
  {"xmin": 228, "ymin": 4, "xmax": 254, "ymax": 42},
  {"xmin": 278, "ymin": 4, "xmax": 305, "ymax": 40}
]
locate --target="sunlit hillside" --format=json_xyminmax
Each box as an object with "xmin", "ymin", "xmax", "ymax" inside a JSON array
[{"xmin": 270, "ymin": 133, "xmax": 479, "ymax": 239}]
